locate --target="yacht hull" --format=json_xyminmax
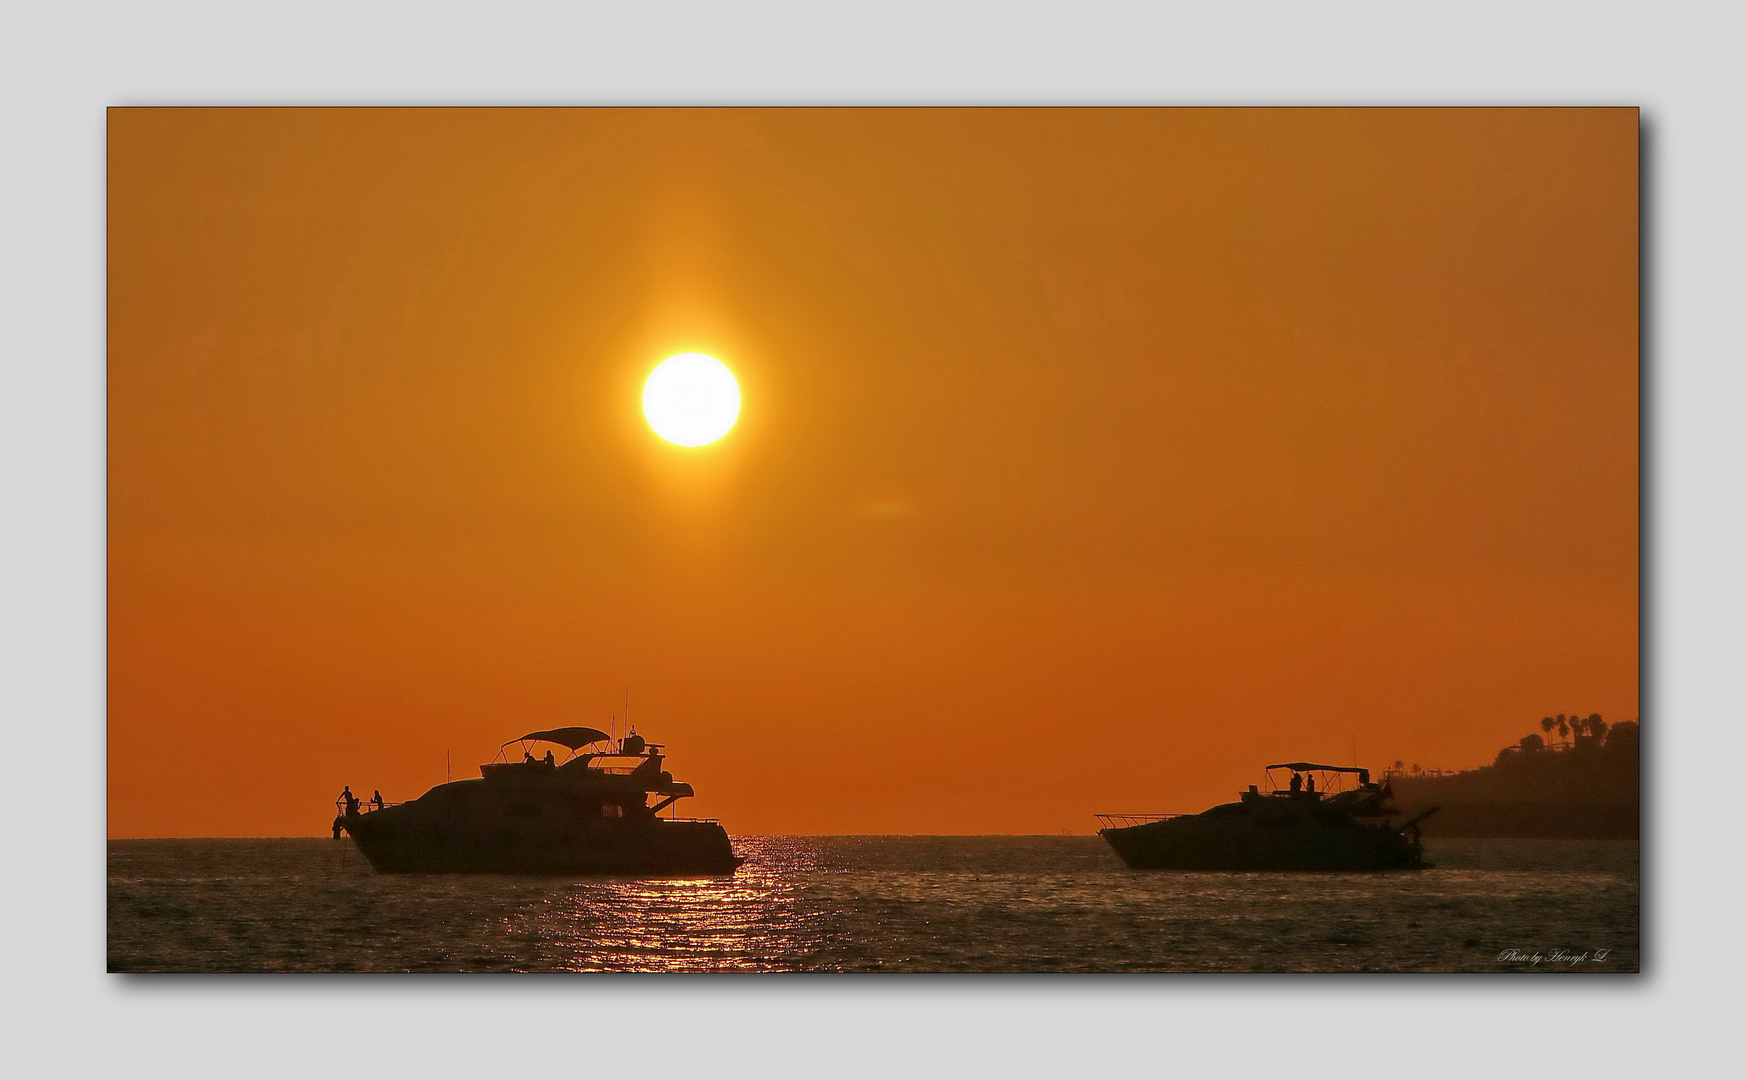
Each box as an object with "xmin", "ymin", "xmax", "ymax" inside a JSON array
[
  {"xmin": 338, "ymin": 804, "xmax": 743, "ymax": 876},
  {"xmin": 1100, "ymin": 812, "xmax": 1425, "ymax": 872}
]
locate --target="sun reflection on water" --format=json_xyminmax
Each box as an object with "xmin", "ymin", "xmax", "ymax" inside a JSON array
[{"xmin": 500, "ymin": 838, "xmax": 839, "ymax": 972}]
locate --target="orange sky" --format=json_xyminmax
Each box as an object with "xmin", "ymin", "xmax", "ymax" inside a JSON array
[{"xmin": 107, "ymin": 108, "xmax": 1637, "ymax": 837}]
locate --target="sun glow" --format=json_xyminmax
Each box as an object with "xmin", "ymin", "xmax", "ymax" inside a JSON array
[{"xmin": 642, "ymin": 353, "xmax": 741, "ymax": 447}]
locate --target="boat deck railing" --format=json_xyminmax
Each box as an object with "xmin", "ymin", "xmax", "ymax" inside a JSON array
[
  {"xmin": 336, "ymin": 799, "xmax": 406, "ymax": 816},
  {"xmin": 334, "ymin": 798, "xmax": 719, "ymax": 823},
  {"xmin": 1094, "ymin": 813, "xmax": 1184, "ymax": 830}
]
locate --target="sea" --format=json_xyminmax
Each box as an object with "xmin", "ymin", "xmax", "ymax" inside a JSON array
[{"xmin": 107, "ymin": 836, "xmax": 1639, "ymax": 973}]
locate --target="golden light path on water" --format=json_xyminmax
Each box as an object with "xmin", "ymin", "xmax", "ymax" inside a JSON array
[{"xmin": 505, "ymin": 841, "xmax": 832, "ymax": 973}]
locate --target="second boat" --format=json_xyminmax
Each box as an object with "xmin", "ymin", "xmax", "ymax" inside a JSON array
[{"xmin": 1097, "ymin": 762, "xmax": 1437, "ymax": 871}]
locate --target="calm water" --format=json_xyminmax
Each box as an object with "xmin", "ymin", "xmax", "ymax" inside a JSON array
[{"xmin": 108, "ymin": 836, "xmax": 1638, "ymax": 972}]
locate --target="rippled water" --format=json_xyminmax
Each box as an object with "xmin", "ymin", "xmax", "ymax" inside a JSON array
[{"xmin": 107, "ymin": 836, "xmax": 1638, "ymax": 972}]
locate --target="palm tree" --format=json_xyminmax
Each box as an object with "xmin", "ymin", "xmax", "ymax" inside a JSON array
[
  {"xmin": 1541, "ymin": 716, "xmax": 1557, "ymax": 740},
  {"xmin": 1586, "ymin": 713, "xmax": 1608, "ymax": 742},
  {"xmin": 1556, "ymin": 714, "xmax": 1570, "ymax": 745}
]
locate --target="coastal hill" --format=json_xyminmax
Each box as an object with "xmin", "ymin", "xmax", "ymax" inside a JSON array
[{"xmin": 1388, "ymin": 716, "xmax": 1639, "ymax": 839}]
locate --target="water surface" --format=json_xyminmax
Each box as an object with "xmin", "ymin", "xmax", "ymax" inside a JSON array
[{"xmin": 108, "ymin": 836, "xmax": 1638, "ymax": 972}]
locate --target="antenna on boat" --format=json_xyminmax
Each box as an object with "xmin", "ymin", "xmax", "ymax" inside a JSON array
[{"xmin": 446, "ymin": 750, "xmax": 451, "ymax": 783}]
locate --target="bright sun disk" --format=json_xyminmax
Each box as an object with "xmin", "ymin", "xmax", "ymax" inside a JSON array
[{"xmin": 642, "ymin": 353, "xmax": 740, "ymax": 447}]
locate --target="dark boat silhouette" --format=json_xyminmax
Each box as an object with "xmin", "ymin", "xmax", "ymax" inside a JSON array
[
  {"xmin": 1097, "ymin": 763, "xmax": 1437, "ymax": 872},
  {"xmin": 333, "ymin": 726, "xmax": 744, "ymax": 875}
]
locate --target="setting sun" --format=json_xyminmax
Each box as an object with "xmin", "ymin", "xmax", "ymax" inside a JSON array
[{"xmin": 642, "ymin": 352, "xmax": 740, "ymax": 446}]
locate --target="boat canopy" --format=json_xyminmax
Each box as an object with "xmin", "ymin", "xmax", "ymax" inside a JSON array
[
  {"xmin": 1266, "ymin": 762, "xmax": 1370, "ymax": 774},
  {"xmin": 505, "ymin": 727, "xmax": 611, "ymax": 751}
]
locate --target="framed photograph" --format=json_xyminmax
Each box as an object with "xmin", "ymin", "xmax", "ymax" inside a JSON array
[{"xmin": 107, "ymin": 107, "xmax": 1638, "ymax": 973}]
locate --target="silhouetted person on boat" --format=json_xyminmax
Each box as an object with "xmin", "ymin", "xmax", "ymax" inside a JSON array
[
  {"xmin": 1289, "ymin": 773, "xmax": 1302, "ymax": 793},
  {"xmin": 341, "ymin": 786, "xmax": 360, "ymax": 816},
  {"xmin": 524, "ymin": 751, "xmax": 537, "ymax": 764},
  {"xmin": 544, "ymin": 750, "xmax": 556, "ymax": 767},
  {"xmin": 371, "ymin": 790, "xmax": 384, "ymax": 810},
  {"xmin": 1306, "ymin": 775, "xmax": 1316, "ymax": 794}
]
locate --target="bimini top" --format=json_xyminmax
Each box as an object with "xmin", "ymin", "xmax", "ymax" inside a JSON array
[
  {"xmin": 1266, "ymin": 762, "xmax": 1370, "ymax": 774},
  {"xmin": 505, "ymin": 727, "xmax": 611, "ymax": 751}
]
